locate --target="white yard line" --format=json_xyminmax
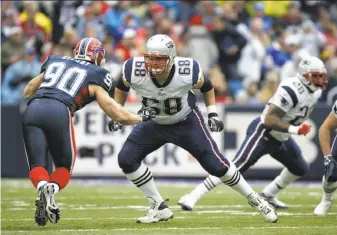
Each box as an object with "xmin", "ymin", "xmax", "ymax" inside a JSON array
[
  {"xmin": 1, "ymin": 227, "xmax": 221, "ymax": 234},
  {"xmin": 4, "ymin": 204, "xmax": 324, "ymax": 211},
  {"xmin": 3, "ymin": 212, "xmax": 337, "ymax": 222}
]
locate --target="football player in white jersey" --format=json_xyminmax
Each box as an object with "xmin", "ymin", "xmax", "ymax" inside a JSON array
[
  {"xmin": 314, "ymin": 100, "xmax": 337, "ymax": 216},
  {"xmin": 179, "ymin": 56, "xmax": 328, "ymax": 211},
  {"xmin": 109, "ymin": 34, "xmax": 277, "ymax": 223}
]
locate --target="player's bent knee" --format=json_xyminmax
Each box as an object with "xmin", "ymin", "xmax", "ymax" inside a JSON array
[
  {"xmin": 289, "ymin": 161, "xmax": 310, "ymax": 177},
  {"xmin": 205, "ymin": 165, "xmax": 228, "ymax": 178},
  {"xmin": 118, "ymin": 151, "xmax": 140, "ymax": 174}
]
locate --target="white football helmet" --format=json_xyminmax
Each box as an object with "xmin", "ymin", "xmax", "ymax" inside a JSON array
[
  {"xmin": 144, "ymin": 34, "xmax": 176, "ymax": 75},
  {"xmin": 297, "ymin": 56, "xmax": 328, "ymax": 90}
]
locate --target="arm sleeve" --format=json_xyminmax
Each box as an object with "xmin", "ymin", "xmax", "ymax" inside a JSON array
[
  {"xmin": 116, "ymin": 76, "xmax": 130, "ymax": 92},
  {"xmin": 269, "ymin": 86, "xmax": 296, "ymax": 113}
]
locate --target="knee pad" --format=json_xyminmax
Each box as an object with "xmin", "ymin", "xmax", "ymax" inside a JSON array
[
  {"xmin": 208, "ymin": 164, "xmax": 229, "ymax": 178},
  {"xmin": 290, "ymin": 161, "xmax": 310, "ymax": 177},
  {"xmin": 118, "ymin": 148, "xmax": 140, "ymax": 174}
]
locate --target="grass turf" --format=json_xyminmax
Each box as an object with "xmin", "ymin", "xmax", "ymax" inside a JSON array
[{"xmin": 1, "ymin": 179, "xmax": 337, "ymax": 235}]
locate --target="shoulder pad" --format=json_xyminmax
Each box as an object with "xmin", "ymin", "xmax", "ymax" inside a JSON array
[
  {"xmin": 123, "ymin": 57, "xmax": 134, "ymax": 84},
  {"xmin": 192, "ymin": 59, "xmax": 202, "ymax": 85},
  {"xmin": 280, "ymin": 85, "xmax": 298, "ymax": 108}
]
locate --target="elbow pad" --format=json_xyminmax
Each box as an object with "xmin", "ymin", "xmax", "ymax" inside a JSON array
[
  {"xmin": 116, "ymin": 78, "xmax": 130, "ymax": 92},
  {"xmin": 200, "ymin": 78, "xmax": 213, "ymax": 93}
]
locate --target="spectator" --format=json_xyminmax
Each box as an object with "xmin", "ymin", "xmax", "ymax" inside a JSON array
[
  {"xmin": 1, "ymin": 1, "xmax": 20, "ymax": 43},
  {"xmin": 1, "ymin": 26, "xmax": 25, "ymax": 73},
  {"xmin": 248, "ymin": 2, "xmax": 273, "ymax": 33},
  {"xmin": 208, "ymin": 65, "xmax": 233, "ymax": 103},
  {"xmin": 114, "ymin": 28, "xmax": 137, "ymax": 61},
  {"xmin": 184, "ymin": 14, "xmax": 219, "ymax": 77},
  {"xmin": 298, "ymin": 20, "xmax": 326, "ymax": 57},
  {"xmin": 280, "ymin": 49, "xmax": 310, "ymax": 81},
  {"xmin": 2, "ymin": 48, "xmax": 41, "ymax": 104},
  {"xmin": 238, "ymin": 17, "xmax": 267, "ymax": 83},
  {"xmin": 264, "ymin": 32, "xmax": 297, "ymax": 72},
  {"xmin": 211, "ymin": 16, "xmax": 247, "ymax": 81},
  {"xmin": 103, "ymin": 37, "xmax": 123, "ymax": 81},
  {"xmin": 259, "ymin": 70, "xmax": 280, "ymax": 104},
  {"xmin": 235, "ymin": 79, "xmax": 260, "ymax": 105},
  {"xmin": 20, "ymin": 1, "xmax": 52, "ymax": 41},
  {"xmin": 104, "ymin": 1, "xmax": 135, "ymax": 42},
  {"xmin": 282, "ymin": 2, "xmax": 303, "ymax": 31},
  {"xmin": 322, "ymin": 57, "xmax": 337, "ymax": 104},
  {"xmin": 51, "ymin": 1, "xmax": 83, "ymax": 44},
  {"xmin": 76, "ymin": 2, "xmax": 106, "ymax": 42}
]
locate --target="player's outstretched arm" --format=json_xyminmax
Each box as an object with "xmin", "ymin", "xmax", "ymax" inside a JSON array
[
  {"xmin": 193, "ymin": 75, "xmax": 224, "ymax": 132},
  {"xmin": 264, "ymin": 104, "xmax": 311, "ymax": 135},
  {"xmin": 89, "ymin": 84, "xmax": 141, "ymax": 125},
  {"xmin": 114, "ymin": 77, "xmax": 130, "ymax": 106},
  {"xmin": 319, "ymin": 111, "xmax": 337, "ymax": 157},
  {"xmin": 23, "ymin": 72, "xmax": 44, "ymax": 98}
]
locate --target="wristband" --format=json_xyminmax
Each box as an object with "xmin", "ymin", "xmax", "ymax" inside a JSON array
[
  {"xmin": 288, "ymin": 125, "xmax": 299, "ymax": 134},
  {"xmin": 207, "ymin": 105, "xmax": 217, "ymax": 115}
]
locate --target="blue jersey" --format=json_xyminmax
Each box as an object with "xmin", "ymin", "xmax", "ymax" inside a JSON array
[{"xmin": 31, "ymin": 55, "xmax": 113, "ymax": 114}]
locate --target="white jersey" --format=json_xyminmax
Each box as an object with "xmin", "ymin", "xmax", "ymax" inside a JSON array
[
  {"xmin": 122, "ymin": 56, "xmax": 202, "ymax": 125},
  {"xmin": 261, "ymin": 76, "xmax": 322, "ymax": 141}
]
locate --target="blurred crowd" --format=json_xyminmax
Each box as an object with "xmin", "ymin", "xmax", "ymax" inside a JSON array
[{"xmin": 1, "ymin": 0, "xmax": 337, "ymax": 105}]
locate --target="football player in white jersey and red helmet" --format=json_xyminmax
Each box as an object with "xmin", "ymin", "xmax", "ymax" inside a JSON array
[
  {"xmin": 109, "ymin": 34, "xmax": 278, "ymax": 224},
  {"xmin": 179, "ymin": 56, "xmax": 328, "ymax": 211}
]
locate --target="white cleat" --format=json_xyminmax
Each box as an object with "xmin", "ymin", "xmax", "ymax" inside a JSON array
[
  {"xmin": 137, "ymin": 200, "xmax": 173, "ymax": 223},
  {"xmin": 34, "ymin": 189, "xmax": 48, "ymax": 226},
  {"xmin": 248, "ymin": 192, "xmax": 278, "ymax": 223},
  {"xmin": 40, "ymin": 183, "xmax": 60, "ymax": 224},
  {"xmin": 314, "ymin": 197, "xmax": 334, "ymax": 216},
  {"xmin": 260, "ymin": 193, "xmax": 288, "ymax": 209},
  {"xmin": 178, "ymin": 194, "xmax": 197, "ymax": 211}
]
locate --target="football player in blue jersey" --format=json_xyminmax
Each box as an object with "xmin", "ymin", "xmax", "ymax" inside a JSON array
[
  {"xmin": 314, "ymin": 100, "xmax": 337, "ymax": 216},
  {"xmin": 109, "ymin": 34, "xmax": 277, "ymax": 224},
  {"xmin": 22, "ymin": 37, "xmax": 155, "ymax": 226}
]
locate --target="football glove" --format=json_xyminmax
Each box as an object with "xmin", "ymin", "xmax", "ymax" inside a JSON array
[
  {"xmin": 288, "ymin": 123, "xmax": 311, "ymax": 135},
  {"xmin": 208, "ymin": 113, "xmax": 224, "ymax": 132},
  {"xmin": 298, "ymin": 123, "xmax": 311, "ymax": 135},
  {"xmin": 138, "ymin": 106, "xmax": 157, "ymax": 122},
  {"xmin": 324, "ymin": 155, "xmax": 337, "ymax": 182},
  {"xmin": 108, "ymin": 120, "xmax": 122, "ymax": 132}
]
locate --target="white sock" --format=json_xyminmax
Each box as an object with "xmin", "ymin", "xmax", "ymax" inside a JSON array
[
  {"xmin": 190, "ymin": 175, "xmax": 222, "ymax": 200},
  {"xmin": 49, "ymin": 183, "xmax": 60, "ymax": 194},
  {"xmin": 262, "ymin": 168, "xmax": 300, "ymax": 196},
  {"xmin": 37, "ymin": 181, "xmax": 48, "ymax": 191},
  {"xmin": 220, "ymin": 161, "xmax": 254, "ymax": 198},
  {"xmin": 125, "ymin": 163, "xmax": 163, "ymax": 205},
  {"xmin": 322, "ymin": 176, "xmax": 337, "ymax": 200}
]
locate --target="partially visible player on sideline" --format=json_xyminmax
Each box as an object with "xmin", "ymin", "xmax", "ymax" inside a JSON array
[
  {"xmin": 314, "ymin": 100, "xmax": 337, "ymax": 216},
  {"xmin": 179, "ymin": 56, "xmax": 328, "ymax": 210},
  {"xmin": 109, "ymin": 34, "xmax": 277, "ymax": 224},
  {"xmin": 22, "ymin": 37, "xmax": 155, "ymax": 226}
]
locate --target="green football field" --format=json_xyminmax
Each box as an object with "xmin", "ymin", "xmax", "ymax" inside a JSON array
[{"xmin": 1, "ymin": 179, "xmax": 337, "ymax": 235}]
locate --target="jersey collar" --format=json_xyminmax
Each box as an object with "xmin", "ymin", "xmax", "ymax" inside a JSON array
[{"xmin": 151, "ymin": 65, "xmax": 176, "ymax": 88}]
